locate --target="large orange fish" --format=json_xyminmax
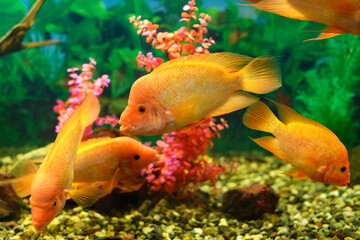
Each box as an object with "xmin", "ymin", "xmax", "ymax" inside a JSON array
[
  {"xmin": 12, "ymin": 136, "xmax": 158, "ymax": 214},
  {"xmin": 24, "ymin": 92, "xmax": 99, "ymax": 231},
  {"xmin": 240, "ymin": 0, "xmax": 360, "ymax": 41},
  {"xmin": 119, "ymin": 52, "xmax": 281, "ymax": 136},
  {"xmin": 242, "ymin": 100, "xmax": 350, "ymax": 186}
]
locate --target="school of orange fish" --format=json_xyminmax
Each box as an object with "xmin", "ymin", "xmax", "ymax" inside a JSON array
[{"xmin": 7, "ymin": 0, "xmax": 354, "ymax": 231}]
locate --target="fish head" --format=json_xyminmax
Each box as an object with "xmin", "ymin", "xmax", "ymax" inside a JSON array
[
  {"xmin": 119, "ymin": 85, "xmax": 173, "ymax": 136},
  {"xmin": 324, "ymin": 153, "xmax": 350, "ymax": 187},
  {"xmin": 126, "ymin": 139, "xmax": 159, "ymax": 172},
  {"xmin": 29, "ymin": 188, "xmax": 67, "ymax": 231}
]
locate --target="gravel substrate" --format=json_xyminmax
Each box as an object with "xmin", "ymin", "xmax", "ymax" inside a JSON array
[{"xmin": 0, "ymin": 152, "xmax": 359, "ymax": 240}]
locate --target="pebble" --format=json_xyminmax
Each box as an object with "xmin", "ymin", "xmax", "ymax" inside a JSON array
[{"xmin": 219, "ymin": 218, "xmax": 228, "ymax": 227}]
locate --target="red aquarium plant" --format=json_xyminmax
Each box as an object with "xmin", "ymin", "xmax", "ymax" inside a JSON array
[
  {"xmin": 130, "ymin": 0, "xmax": 228, "ymax": 196},
  {"xmin": 142, "ymin": 118, "xmax": 228, "ymax": 196},
  {"xmin": 53, "ymin": 58, "xmax": 119, "ymax": 137},
  {"xmin": 130, "ymin": 0, "xmax": 215, "ymax": 71}
]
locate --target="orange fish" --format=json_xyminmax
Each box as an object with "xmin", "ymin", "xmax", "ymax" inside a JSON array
[
  {"xmin": 12, "ymin": 136, "xmax": 158, "ymax": 213},
  {"xmin": 70, "ymin": 136, "xmax": 158, "ymax": 202},
  {"xmin": 22, "ymin": 92, "xmax": 99, "ymax": 231},
  {"xmin": 119, "ymin": 52, "xmax": 281, "ymax": 136},
  {"xmin": 242, "ymin": 100, "xmax": 350, "ymax": 186},
  {"xmin": 240, "ymin": 0, "xmax": 360, "ymax": 41}
]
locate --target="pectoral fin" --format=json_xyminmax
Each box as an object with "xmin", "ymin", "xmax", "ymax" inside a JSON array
[
  {"xmin": 10, "ymin": 159, "xmax": 38, "ymax": 197},
  {"xmin": 67, "ymin": 184, "xmax": 104, "ymax": 208},
  {"xmin": 283, "ymin": 170, "xmax": 309, "ymax": 179},
  {"xmin": 172, "ymin": 95, "xmax": 202, "ymax": 125},
  {"xmin": 11, "ymin": 174, "xmax": 36, "ymax": 198}
]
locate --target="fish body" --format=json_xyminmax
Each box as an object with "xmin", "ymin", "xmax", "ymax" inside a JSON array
[
  {"xmin": 119, "ymin": 52, "xmax": 281, "ymax": 136},
  {"xmin": 11, "ymin": 136, "xmax": 157, "ymax": 211},
  {"xmin": 241, "ymin": 0, "xmax": 360, "ymax": 40},
  {"xmin": 242, "ymin": 100, "xmax": 350, "ymax": 186},
  {"xmin": 72, "ymin": 136, "xmax": 157, "ymax": 184},
  {"xmin": 29, "ymin": 92, "xmax": 100, "ymax": 231}
]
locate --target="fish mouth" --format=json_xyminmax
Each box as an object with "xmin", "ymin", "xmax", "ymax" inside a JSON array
[
  {"xmin": 32, "ymin": 219, "xmax": 51, "ymax": 231},
  {"xmin": 119, "ymin": 121, "xmax": 135, "ymax": 134}
]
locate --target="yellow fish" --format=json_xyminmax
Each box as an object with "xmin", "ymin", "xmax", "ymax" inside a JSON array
[
  {"xmin": 119, "ymin": 52, "xmax": 281, "ymax": 136},
  {"xmin": 242, "ymin": 100, "xmax": 350, "ymax": 186},
  {"xmin": 240, "ymin": 0, "xmax": 360, "ymax": 41},
  {"xmin": 23, "ymin": 92, "xmax": 99, "ymax": 231}
]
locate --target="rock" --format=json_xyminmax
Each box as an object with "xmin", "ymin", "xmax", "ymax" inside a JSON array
[
  {"xmin": 0, "ymin": 173, "xmax": 24, "ymax": 219},
  {"xmin": 222, "ymin": 184, "xmax": 279, "ymax": 220}
]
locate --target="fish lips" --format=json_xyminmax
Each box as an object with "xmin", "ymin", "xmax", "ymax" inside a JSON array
[
  {"xmin": 119, "ymin": 121, "xmax": 136, "ymax": 134},
  {"xmin": 31, "ymin": 210, "xmax": 54, "ymax": 231}
]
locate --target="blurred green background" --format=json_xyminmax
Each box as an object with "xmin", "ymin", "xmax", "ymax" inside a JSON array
[{"xmin": 0, "ymin": 0, "xmax": 359, "ymax": 156}]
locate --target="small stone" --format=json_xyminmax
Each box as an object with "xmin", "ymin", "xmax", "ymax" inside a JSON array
[
  {"xmin": 94, "ymin": 229, "xmax": 107, "ymax": 238},
  {"xmin": 219, "ymin": 218, "xmax": 228, "ymax": 227},
  {"xmin": 193, "ymin": 228, "xmax": 203, "ymax": 235},
  {"xmin": 142, "ymin": 226, "xmax": 153, "ymax": 234},
  {"xmin": 277, "ymin": 226, "xmax": 290, "ymax": 236},
  {"xmin": 329, "ymin": 190, "xmax": 340, "ymax": 197},
  {"xmin": 165, "ymin": 225, "xmax": 175, "ymax": 233},
  {"xmin": 249, "ymin": 229, "xmax": 260, "ymax": 235},
  {"xmin": 153, "ymin": 214, "xmax": 161, "ymax": 222},
  {"xmin": 73, "ymin": 206, "xmax": 83, "ymax": 213},
  {"xmin": 204, "ymin": 227, "xmax": 217, "ymax": 235}
]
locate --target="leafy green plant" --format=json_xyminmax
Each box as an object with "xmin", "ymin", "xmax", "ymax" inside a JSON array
[{"xmin": 295, "ymin": 35, "xmax": 360, "ymax": 147}]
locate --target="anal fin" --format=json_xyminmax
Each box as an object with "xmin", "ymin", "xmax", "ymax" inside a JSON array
[{"xmin": 283, "ymin": 170, "xmax": 309, "ymax": 179}]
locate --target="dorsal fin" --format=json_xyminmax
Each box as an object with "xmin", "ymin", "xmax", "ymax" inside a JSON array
[
  {"xmin": 267, "ymin": 98, "xmax": 333, "ymax": 133},
  {"xmin": 151, "ymin": 52, "xmax": 253, "ymax": 73},
  {"xmin": 78, "ymin": 137, "xmax": 113, "ymax": 151}
]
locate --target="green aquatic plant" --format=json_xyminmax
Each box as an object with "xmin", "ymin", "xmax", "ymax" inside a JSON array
[{"xmin": 295, "ymin": 35, "xmax": 360, "ymax": 147}]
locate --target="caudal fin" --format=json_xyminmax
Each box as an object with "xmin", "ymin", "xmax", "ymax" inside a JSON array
[
  {"xmin": 242, "ymin": 101, "xmax": 279, "ymax": 133},
  {"xmin": 240, "ymin": 57, "xmax": 281, "ymax": 94}
]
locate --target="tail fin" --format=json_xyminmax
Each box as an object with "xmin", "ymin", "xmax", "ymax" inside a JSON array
[
  {"xmin": 240, "ymin": 57, "xmax": 281, "ymax": 94},
  {"xmin": 242, "ymin": 101, "xmax": 279, "ymax": 133}
]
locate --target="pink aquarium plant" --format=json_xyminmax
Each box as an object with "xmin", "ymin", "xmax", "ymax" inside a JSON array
[{"xmin": 53, "ymin": 58, "xmax": 119, "ymax": 138}]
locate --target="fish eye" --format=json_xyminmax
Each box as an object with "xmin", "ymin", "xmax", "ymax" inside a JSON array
[
  {"xmin": 138, "ymin": 105, "xmax": 146, "ymax": 113},
  {"xmin": 340, "ymin": 166, "xmax": 346, "ymax": 172},
  {"xmin": 134, "ymin": 154, "xmax": 140, "ymax": 160},
  {"xmin": 53, "ymin": 201, "xmax": 57, "ymax": 207}
]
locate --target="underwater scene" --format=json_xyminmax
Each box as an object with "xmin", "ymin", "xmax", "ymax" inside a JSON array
[{"xmin": 1, "ymin": 0, "xmax": 360, "ymax": 239}]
